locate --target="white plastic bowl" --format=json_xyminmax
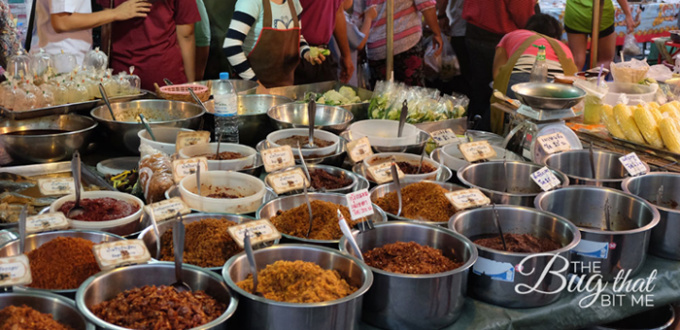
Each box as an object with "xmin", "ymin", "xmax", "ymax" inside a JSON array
[
  {"xmin": 363, "ymin": 152, "xmax": 441, "ymax": 181},
  {"xmin": 440, "ymin": 143, "xmax": 523, "ymax": 172},
  {"xmin": 602, "ymin": 82, "xmax": 657, "ymax": 106},
  {"xmin": 348, "ymin": 120, "xmax": 420, "ymax": 147},
  {"xmin": 137, "ymin": 127, "xmax": 195, "ymax": 155},
  {"xmin": 179, "ymin": 142, "xmax": 257, "ymax": 171},
  {"xmin": 178, "ymin": 171, "xmax": 266, "ymax": 214},
  {"xmin": 266, "ymin": 128, "xmax": 339, "ymax": 158},
  {"xmin": 50, "ymin": 191, "xmax": 144, "ymax": 236}
]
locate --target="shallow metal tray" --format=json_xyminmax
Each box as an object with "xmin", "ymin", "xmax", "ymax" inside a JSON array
[
  {"xmin": 266, "ymin": 81, "xmax": 373, "ymax": 120},
  {"xmin": 1, "ymin": 161, "xmax": 114, "ymax": 191}
]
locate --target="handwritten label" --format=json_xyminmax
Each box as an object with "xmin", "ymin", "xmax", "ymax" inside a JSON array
[
  {"xmin": 267, "ymin": 168, "xmax": 309, "ymax": 194},
  {"xmin": 26, "ymin": 213, "xmax": 69, "ymax": 234},
  {"xmin": 619, "ymin": 152, "xmax": 647, "ymax": 177},
  {"xmin": 346, "ymin": 188, "xmax": 374, "ymax": 220},
  {"xmin": 537, "ymin": 132, "xmax": 571, "ymax": 154},
  {"xmin": 346, "ymin": 137, "xmax": 374, "ymax": 163},
  {"xmin": 431, "ymin": 129, "xmax": 458, "ymax": 146},
  {"xmin": 530, "ymin": 167, "xmax": 562, "ymax": 192},
  {"xmin": 93, "ymin": 240, "xmax": 151, "ymax": 271},
  {"xmin": 0, "ymin": 255, "xmax": 32, "ymax": 287},
  {"xmin": 227, "ymin": 219, "xmax": 281, "ymax": 248},
  {"xmin": 366, "ymin": 162, "xmax": 405, "ymax": 184},
  {"xmin": 175, "ymin": 131, "xmax": 211, "ymax": 152},
  {"xmin": 261, "ymin": 145, "xmax": 296, "ymax": 173},
  {"xmin": 144, "ymin": 197, "xmax": 191, "ymax": 223},
  {"xmin": 172, "ymin": 157, "xmax": 208, "ymax": 183},
  {"xmin": 458, "ymin": 141, "xmax": 497, "ymax": 162},
  {"xmin": 445, "ymin": 188, "xmax": 491, "ymax": 211},
  {"xmin": 38, "ymin": 177, "xmax": 75, "ymax": 196}
]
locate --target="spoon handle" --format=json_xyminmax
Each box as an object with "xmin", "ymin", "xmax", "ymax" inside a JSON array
[
  {"xmin": 71, "ymin": 151, "xmax": 82, "ymax": 206},
  {"xmin": 398, "ymin": 100, "xmax": 408, "ymax": 137},
  {"xmin": 98, "ymin": 83, "xmax": 117, "ymax": 121},
  {"xmin": 338, "ymin": 210, "xmax": 364, "ymax": 262},
  {"xmin": 308, "ymin": 97, "xmax": 316, "ymax": 147},
  {"xmin": 138, "ymin": 114, "xmax": 156, "ymax": 141},
  {"xmin": 196, "ymin": 164, "xmax": 201, "ymax": 197},
  {"xmin": 244, "ymin": 232, "xmax": 259, "ymax": 293},
  {"xmin": 391, "ymin": 162, "xmax": 402, "ymax": 217},
  {"xmin": 173, "ymin": 214, "xmax": 185, "ymax": 283},
  {"xmin": 18, "ymin": 205, "xmax": 26, "ymax": 255}
]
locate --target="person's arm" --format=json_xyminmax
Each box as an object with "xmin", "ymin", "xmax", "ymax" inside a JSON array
[
  {"xmin": 223, "ymin": 9, "xmax": 258, "ymax": 81},
  {"xmin": 420, "ymin": 7, "xmax": 443, "ymax": 56},
  {"xmin": 176, "ymin": 24, "xmax": 196, "ymax": 82},
  {"xmin": 436, "ymin": 0, "xmax": 449, "ymax": 33},
  {"xmin": 195, "ymin": 46, "xmax": 209, "ymax": 81},
  {"xmin": 334, "ymin": 5, "xmax": 354, "ymax": 83},
  {"xmin": 492, "ymin": 47, "xmax": 508, "ymax": 79},
  {"xmin": 357, "ymin": 6, "xmax": 377, "ymax": 49},
  {"xmin": 51, "ymin": 0, "xmax": 150, "ymax": 33},
  {"xmin": 616, "ymin": 0, "xmax": 635, "ymax": 33},
  {"xmin": 193, "ymin": 0, "xmax": 210, "ymax": 80}
]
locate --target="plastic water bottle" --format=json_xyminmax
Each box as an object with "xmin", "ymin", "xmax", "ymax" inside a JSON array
[
  {"xmin": 213, "ymin": 72, "xmax": 239, "ymax": 143},
  {"xmin": 530, "ymin": 45, "xmax": 548, "ymax": 83}
]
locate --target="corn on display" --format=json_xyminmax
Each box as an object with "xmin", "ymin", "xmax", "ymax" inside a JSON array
[
  {"xmin": 633, "ymin": 107, "xmax": 664, "ymax": 149},
  {"xmin": 613, "ymin": 104, "xmax": 646, "ymax": 144},
  {"xmin": 660, "ymin": 118, "xmax": 680, "ymax": 154},
  {"xmin": 600, "ymin": 104, "xmax": 626, "ymax": 139},
  {"xmin": 660, "ymin": 103, "xmax": 680, "ymax": 123}
]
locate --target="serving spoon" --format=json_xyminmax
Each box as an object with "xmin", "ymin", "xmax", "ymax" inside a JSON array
[
  {"xmin": 171, "ymin": 213, "xmax": 191, "ymax": 292},
  {"xmin": 67, "ymin": 151, "xmax": 85, "ymax": 219},
  {"xmin": 18, "ymin": 205, "xmax": 26, "ymax": 255},
  {"xmin": 338, "ymin": 210, "xmax": 364, "ymax": 262},
  {"xmin": 99, "ymin": 83, "xmax": 117, "ymax": 121},
  {"xmin": 303, "ymin": 95, "xmax": 317, "ymax": 148},
  {"xmin": 196, "ymin": 164, "xmax": 202, "ymax": 197},
  {"xmin": 397, "ymin": 100, "xmax": 408, "ymax": 138},
  {"xmin": 244, "ymin": 231, "xmax": 263, "ymax": 297},
  {"xmin": 391, "ymin": 162, "xmax": 402, "ymax": 217},
  {"xmin": 138, "ymin": 114, "xmax": 156, "ymax": 141}
]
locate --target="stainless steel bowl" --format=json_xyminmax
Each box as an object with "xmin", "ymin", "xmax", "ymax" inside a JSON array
[
  {"xmin": 268, "ymin": 103, "xmax": 354, "ymax": 134},
  {"xmin": 449, "ymin": 205, "xmax": 581, "ymax": 308},
  {"xmin": 457, "ymin": 161, "xmax": 570, "ymax": 207},
  {"xmin": 352, "ymin": 161, "xmax": 453, "ymax": 187},
  {"xmin": 339, "ymin": 222, "xmax": 477, "ymax": 329},
  {"xmin": 0, "ymin": 114, "xmax": 97, "ymax": 163},
  {"xmin": 340, "ymin": 130, "xmax": 431, "ymax": 154},
  {"xmin": 264, "ymin": 164, "xmax": 360, "ymax": 195},
  {"xmin": 91, "ymin": 100, "xmax": 205, "ymax": 154},
  {"xmin": 76, "ymin": 262, "xmax": 238, "ymax": 330},
  {"xmin": 0, "ymin": 291, "xmax": 93, "ymax": 329},
  {"xmin": 265, "ymin": 81, "xmax": 373, "ymax": 120},
  {"xmin": 222, "ymin": 244, "xmax": 372, "ymax": 330},
  {"xmin": 622, "ymin": 172, "xmax": 680, "ymax": 260},
  {"xmin": 535, "ymin": 186, "xmax": 660, "ymax": 281},
  {"xmin": 0, "ymin": 230, "xmax": 124, "ymax": 298},
  {"xmin": 511, "ymin": 82, "xmax": 586, "ymax": 110},
  {"xmin": 256, "ymin": 192, "xmax": 386, "ymax": 246},
  {"xmin": 543, "ymin": 150, "xmax": 648, "ymax": 189},
  {"xmin": 369, "ymin": 179, "xmax": 465, "ymax": 225},
  {"xmin": 256, "ymin": 139, "xmax": 347, "ymax": 167}
]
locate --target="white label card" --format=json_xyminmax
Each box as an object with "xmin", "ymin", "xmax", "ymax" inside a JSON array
[
  {"xmin": 38, "ymin": 177, "xmax": 75, "ymax": 196},
  {"xmin": 175, "ymin": 131, "xmax": 211, "ymax": 152},
  {"xmin": 536, "ymin": 132, "xmax": 571, "ymax": 155},
  {"xmin": 25, "ymin": 213, "xmax": 70, "ymax": 234},
  {"xmin": 346, "ymin": 137, "xmax": 373, "ymax": 163},
  {"xmin": 228, "ymin": 219, "xmax": 281, "ymax": 248},
  {"xmin": 261, "ymin": 145, "xmax": 296, "ymax": 173},
  {"xmin": 93, "ymin": 240, "xmax": 151, "ymax": 271},
  {"xmin": 346, "ymin": 188, "xmax": 374, "ymax": 220},
  {"xmin": 172, "ymin": 157, "xmax": 208, "ymax": 183},
  {"xmin": 445, "ymin": 188, "xmax": 491, "ymax": 211},
  {"xmin": 530, "ymin": 167, "xmax": 562, "ymax": 192},
  {"xmin": 144, "ymin": 197, "xmax": 191, "ymax": 224},
  {"xmin": 431, "ymin": 129, "xmax": 458, "ymax": 146},
  {"xmin": 267, "ymin": 168, "xmax": 309, "ymax": 194},
  {"xmin": 619, "ymin": 152, "xmax": 647, "ymax": 177},
  {"xmin": 366, "ymin": 162, "xmax": 405, "ymax": 184},
  {"xmin": 0, "ymin": 255, "xmax": 32, "ymax": 287},
  {"xmin": 458, "ymin": 141, "xmax": 497, "ymax": 162}
]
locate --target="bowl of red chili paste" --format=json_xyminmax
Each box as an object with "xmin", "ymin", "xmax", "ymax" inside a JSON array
[{"xmin": 51, "ymin": 191, "xmax": 144, "ymax": 236}]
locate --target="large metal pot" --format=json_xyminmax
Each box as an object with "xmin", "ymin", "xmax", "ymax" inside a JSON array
[
  {"xmin": 264, "ymin": 164, "xmax": 363, "ymax": 195},
  {"xmin": 267, "ymin": 103, "xmax": 353, "ymax": 134},
  {"xmin": 543, "ymin": 150, "xmax": 649, "ymax": 189},
  {"xmin": 222, "ymin": 244, "xmax": 372, "ymax": 330},
  {"xmin": 0, "ymin": 291, "xmax": 93, "ymax": 329},
  {"xmin": 457, "ymin": 161, "xmax": 569, "ymax": 206},
  {"xmin": 338, "ymin": 222, "xmax": 477, "ymax": 329},
  {"xmin": 622, "ymin": 172, "xmax": 680, "ymax": 260},
  {"xmin": 449, "ymin": 205, "xmax": 581, "ymax": 308},
  {"xmin": 535, "ymin": 186, "xmax": 660, "ymax": 281}
]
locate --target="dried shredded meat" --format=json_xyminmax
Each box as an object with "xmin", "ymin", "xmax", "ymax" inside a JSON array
[
  {"xmin": 160, "ymin": 218, "xmax": 242, "ymax": 268},
  {"xmin": 270, "ymin": 200, "xmax": 365, "ymax": 240},
  {"xmin": 27, "ymin": 237, "xmax": 100, "ymax": 290},
  {"xmin": 375, "ymin": 182, "xmax": 455, "ymax": 222},
  {"xmin": 363, "ymin": 241, "xmax": 462, "ymax": 274},
  {"xmin": 473, "ymin": 233, "xmax": 562, "ymax": 253},
  {"xmin": 0, "ymin": 305, "xmax": 73, "ymax": 330}
]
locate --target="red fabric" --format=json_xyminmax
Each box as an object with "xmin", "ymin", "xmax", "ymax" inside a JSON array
[
  {"xmin": 462, "ymin": 0, "xmax": 535, "ymax": 36},
  {"xmin": 299, "ymin": 0, "xmax": 343, "ymax": 45},
  {"xmin": 99, "ymin": 0, "xmax": 200, "ymax": 90},
  {"xmin": 497, "ymin": 30, "xmax": 574, "ymax": 61}
]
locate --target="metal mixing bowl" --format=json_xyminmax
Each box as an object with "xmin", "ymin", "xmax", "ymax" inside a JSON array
[
  {"xmin": 0, "ymin": 114, "xmax": 97, "ymax": 163},
  {"xmin": 535, "ymin": 186, "xmax": 660, "ymax": 281},
  {"xmin": 622, "ymin": 172, "xmax": 680, "ymax": 260},
  {"xmin": 0, "ymin": 291, "xmax": 93, "ymax": 329},
  {"xmin": 543, "ymin": 150, "xmax": 649, "ymax": 189},
  {"xmin": 511, "ymin": 82, "xmax": 586, "ymax": 110},
  {"xmin": 264, "ymin": 164, "xmax": 360, "ymax": 195},
  {"xmin": 339, "ymin": 222, "xmax": 477, "ymax": 329},
  {"xmin": 268, "ymin": 103, "xmax": 353, "ymax": 134},
  {"xmin": 76, "ymin": 262, "xmax": 237, "ymax": 330},
  {"xmin": 449, "ymin": 205, "xmax": 581, "ymax": 308},
  {"xmin": 352, "ymin": 161, "xmax": 453, "ymax": 187},
  {"xmin": 256, "ymin": 139, "xmax": 347, "ymax": 167},
  {"xmin": 457, "ymin": 161, "xmax": 569, "ymax": 206},
  {"xmin": 91, "ymin": 100, "xmax": 205, "ymax": 154},
  {"xmin": 340, "ymin": 130, "xmax": 431, "ymax": 154},
  {"xmin": 222, "ymin": 244, "xmax": 372, "ymax": 330}
]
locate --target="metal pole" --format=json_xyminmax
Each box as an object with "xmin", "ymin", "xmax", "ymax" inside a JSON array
[
  {"xmin": 386, "ymin": 0, "xmax": 394, "ymax": 80},
  {"xmin": 590, "ymin": 0, "xmax": 604, "ymax": 69}
]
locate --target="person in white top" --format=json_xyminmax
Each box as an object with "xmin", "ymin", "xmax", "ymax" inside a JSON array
[{"xmin": 34, "ymin": 0, "xmax": 150, "ymax": 64}]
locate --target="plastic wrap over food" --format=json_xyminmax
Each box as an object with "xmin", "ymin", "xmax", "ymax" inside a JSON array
[{"xmin": 610, "ymin": 58, "xmax": 650, "ymax": 84}]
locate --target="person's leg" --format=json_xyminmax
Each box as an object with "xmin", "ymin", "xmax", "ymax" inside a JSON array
[
  {"xmin": 567, "ymin": 32, "xmax": 588, "ymax": 71},
  {"xmin": 450, "ymin": 36, "xmax": 471, "ymax": 96},
  {"xmin": 597, "ymin": 29, "xmax": 617, "ymax": 71},
  {"xmin": 465, "ymin": 37, "xmax": 496, "ymax": 131}
]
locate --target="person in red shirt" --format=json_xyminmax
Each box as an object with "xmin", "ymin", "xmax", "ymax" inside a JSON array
[{"xmin": 99, "ymin": 0, "xmax": 201, "ymax": 90}]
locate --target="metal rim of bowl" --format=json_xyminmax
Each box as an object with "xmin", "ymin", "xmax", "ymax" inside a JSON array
[
  {"xmin": 179, "ymin": 170, "xmax": 266, "ymax": 202},
  {"xmin": 256, "ymin": 139, "xmax": 348, "ymax": 162},
  {"xmin": 339, "ymin": 130, "xmax": 431, "ymax": 150},
  {"xmin": 264, "ymin": 164, "xmax": 359, "ymax": 193},
  {"xmin": 0, "ymin": 115, "xmax": 99, "ymax": 137},
  {"xmin": 266, "ymin": 104, "xmax": 354, "ymax": 128},
  {"xmin": 510, "ymin": 82, "xmax": 586, "ymax": 102},
  {"xmin": 622, "ymin": 172, "xmax": 680, "ymax": 214},
  {"xmin": 456, "ymin": 161, "xmax": 570, "ymax": 197},
  {"xmin": 534, "ymin": 185, "xmax": 661, "ymax": 235},
  {"xmin": 0, "ymin": 290, "xmax": 94, "ymax": 330},
  {"xmin": 165, "ymin": 185, "xmax": 278, "ymax": 214},
  {"xmin": 222, "ymin": 243, "xmax": 373, "ymax": 307},
  {"xmin": 90, "ymin": 99, "xmax": 206, "ymax": 124},
  {"xmin": 543, "ymin": 150, "xmax": 649, "ymax": 184},
  {"xmin": 203, "ymin": 95, "xmax": 294, "ymax": 117},
  {"xmin": 351, "ymin": 162, "xmax": 453, "ymax": 185}
]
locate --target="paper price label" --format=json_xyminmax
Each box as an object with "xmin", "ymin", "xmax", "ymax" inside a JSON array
[
  {"xmin": 445, "ymin": 189, "xmax": 491, "ymax": 211},
  {"xmin": 144, "ymin": 197, "xmax": 190, "ymax": 223},
  {"xmin": 261, "ymin": 145, "xmax": 296, "ymax": 173},
  {"xmin": 530, "ymin": 167, "xmax": 561, "ymax": 192},
  {"xmin": 431, "ymin": 129, "xmax": 458, "ymax": 146},
  {"xmin": 228, "ymin": 219, "xmax": 281, "ymax": 248},
  {"xmin": 0, "ymin": 255, "xmax": 32, "ymax": 287},
  {"xmin": 38, "ymin": 177, "xmax": 75, "ymax": 196},
  {"xmin": 172, "ymin": 157, "xmax": 208, "ymax": 183},
  {"xmin": 26, "ymin": 212, "xmax": 69, "ymax": 234},
  {"xmin": 175, "ymin": 131, "xmax": 211, "ymax": 152},
  {"xmin": 619, "ymin": 152, "xmax": 647, "ymax": 177},
  {"xmin": 346, "ymin": 188, "xmax": 374, "ymax": 220},
  {"xmin": 366, "ymin": 162, "xmax": 405, "ymax": 184},
  {"xmin": 346, "ymin": 137, "xmax": 373, "ymax": 163},
  {"xmin": 93, "ymin": 240, "xmax": 151, "ymax": 271},
  {"xmin": 267, "ymin": 168, "xmax": 309, "ymax": 194},
  {"xmin": 536, "ymin": 132, "xmax": 571, "ymax": 154},
  {"xmin": 458, "ymin": 141, "xmax": 496, "ymax": 162}
]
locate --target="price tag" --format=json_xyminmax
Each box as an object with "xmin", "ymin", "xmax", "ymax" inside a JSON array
[
  {"xmin": 536, "ymin": 132, "xmax": 571, "ymax": 154},
  {"xmin": 25, "ymin": 212, "xmax": 69, "ymax": 234},
  {"xmin": 261, "ymin": 145, "xmax": 295, "ymax": 173},
  {"xmin": 366, "ymin": 162, "xmax": 405, "ymax": 184},
  {"xmin": 143, "ymin": 197, "xmax": 190, "ymax": 224},
  {"xmin": 346, "ymin": 137, "xmax": 373, "ymax": 163},
  {"xmin": 175, "ymin": 131, "xmax": 211, "ymax": 152},
  {"xmin": 431, "ymin": 129, "xmax": 458, "ymax": 146},
  {"xmin": 346, "ymin": 188, "xmax": 374, "ymax": 220},
  {"xmin": 619, "ymin": 152, "xmax": 647, "ymax": 177},
  {"xmin": 458, "ymin": 141, "xmax": 497, "ymax": 162},
  {"xmin": 93, "ymin": 240, "xmax": 151, "ymax": 271},
  {"xmin": 172, "ymin": 157, "xmax": 208, "ymax": 183},
  {"xmin": 37, "ymin": 177, "xmax": 75, "ymax": 196},
  {"xmin": 267, "ymin": 168, "xmax": 309, "ymax": 195},
  {"xmin": 445, "ymin": 188, "xmax": 491, "ymax": 211},
  {"xmin": 0, "ymin": 255, "xmax": 32, "ymax": 287},
  {"xmin": 227, "ymin": 219, "xmax": 281, "ymax": 248},
  {"xmin": 530, "ymin": 167, "xmax": 562, "ymax": 192}
]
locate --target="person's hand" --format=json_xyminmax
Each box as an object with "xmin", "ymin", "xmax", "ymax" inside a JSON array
[
  {"xmin": 432, "ymin": 33, "xmax": 443, "ymax": 57},
  {"xmin": 339, "ymin": 56, "xmax": 354, "ymax": 83},
  {"xmin": 625, "ymin": 14, "xmax": 635, "ymax": 34},
  {"xmin": 439, "ymin": 15, "xmax": 449, "ymax": 33},
  {"xmin": 304, "ymin": 51, "xmax": 325, "ymax": 65},
  {"xmin": 362, "ymin": 5, "xmax": 378, "ymax": 21},
  {"xmin": 113, "ymin": 0, "xmax": 151, "ymax": 20},
  {"xmin": 256, "ymin": 81, "xmax": 269, "ymax": 94}
]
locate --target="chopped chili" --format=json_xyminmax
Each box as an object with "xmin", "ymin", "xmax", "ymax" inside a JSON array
[
  {"xmin": 271, "ymin": 200, "xmax": 365, "ymax": 240},
  {"xmin": 0, "ymin": 305, "xmax": 73, "ymax": 330},
  {"xmin": 375, "ymin": 182, "xmax": 455, "ymax": 222},
  {"xmin": 27, "ymin": 236, "xmax": 100, "ymax": 290},
  {"xmin": 201, "ymin": 151, "xmax": 245, "ymax": 160},
  {"xmin": 473, "ymin": 233, "xmax": 562, "ymax": 253},
  {"xmin": 160, "ymin": 218, "xmax": 242, "ymax": 268},
  {"xmin": 58, "ymin": 197, "xmax": 139, "ymax": 221},
  {"xmin": 309, "ymin": 169, "xmax": 352, "ymax": 190},
  {"xmin": 363, "ymin": 241, "xmax": 462, "ymax": 274},
  {"xmin": 394, "ymin": 161, "xmax": 436, "ymax": 174}
]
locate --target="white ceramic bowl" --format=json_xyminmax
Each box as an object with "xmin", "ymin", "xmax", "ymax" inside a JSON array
[
  {"xmin": 137, "ymin": 127, "xmax": 195, "ymax": 155},
  {"xmin": 266, "ymin": 128, "xmax": 339, "ymax": 158},
  {"xmin": 178, "ymin": 171, "xmax": 266, "ymax": 214},
  {"xmin": 50, "ymin": 191, "xmax": 144, "ymax": 236},
  {"xmin": 440, "ymin": 143, "xmax": 523, "ymax": 172},
  {"xmin": 179, "ymin": 142, "xmax": 258, "ymax": 171},
  {"xmin": 348, "ymin": 120, "xmax": 420, "ymax": 146},
  {"xmin": 362, "ymin": 152, "xmax": 441, "ymax": 181}
]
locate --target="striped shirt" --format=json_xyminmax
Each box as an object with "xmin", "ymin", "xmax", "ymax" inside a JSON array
[{"xmin": 223, "ymin": 0, "xmax": 310, "ymax": 81}]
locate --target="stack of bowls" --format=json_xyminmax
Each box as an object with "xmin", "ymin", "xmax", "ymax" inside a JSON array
[
  {"xmin": 543, "ymin": 150, "xmax": 649, "ymax": 188},
  {"xmin": 343, "ymin": 119, "xmax": 430, "ymax": 154},
  {"xmin": 267, "ymin": 103, "xmax": 354, "ymax": 134},
  {"xmin": 266, "ymin": 128, "xmax": 340, "ymax": 159}
]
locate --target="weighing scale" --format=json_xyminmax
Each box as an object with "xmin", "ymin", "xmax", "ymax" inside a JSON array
[{"xmin": 502, "ymin": 82, "xmax": 586, "ymax": 163}]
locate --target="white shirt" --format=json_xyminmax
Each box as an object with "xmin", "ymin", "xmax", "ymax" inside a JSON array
[{"xmin": 33, "ymin": 0, "xmax": 92, "ymax": 65}]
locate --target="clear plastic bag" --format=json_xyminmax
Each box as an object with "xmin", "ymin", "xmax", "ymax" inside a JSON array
[
  {"xmin": 623, "ymin": 33, "xmax": 641, "ymax": 56},
  {"xmin": 138, "ymin": 145, "xmax": 173, "ymax": 204},
  {"xmin": 610, "ymin": 58, "xmax": 649, "ymax": 83},
  {"xmin": 423, "ymin": 34, "xmax": 442, "ymax": 75}
]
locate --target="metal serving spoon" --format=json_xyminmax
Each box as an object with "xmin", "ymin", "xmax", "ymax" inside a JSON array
[
  {"xmin": 67, "ymin": 151, "xmax": 85, "ymax": 219},
  {"xmin": 171, "ymin": 213, "xmax": 191, "ymax": 292},
  {"xmin": 391, "ymin": 162, "xmax": 402, "ymax": 217},
  {"xmin": 99, "ymin": 83, "xmax": 117, "ymax": 121},
  {"xmin": 138, "ymin": 114, "xmax": 156, "ymax": 141},
  {"xmin": 244, "ymin": 231, "xmax": 263, "ymax": 297},
  {"xmin": 397, "ymin": 100, "xmax": 408, "ymax": 138},
  {"xmin": 303, "ymin": 96, "xmax": 317, "ymax": 148},
  {"xmin": 338, "ymin": 210, "xmax": 364, "ymax": 262}
]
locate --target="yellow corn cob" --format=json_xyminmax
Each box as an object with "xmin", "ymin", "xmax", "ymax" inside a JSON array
[
  {"xmin": 660, "ymin": 103, "xmax": 680, "ymax": 123},
  {"xmin": 614, "ymin": 104, "xmax": 646, "ymax": 144},
  {"xmin": 671, "ymin": 100, "xmax": 680, "ymax": 110},
  {"xmin": 600, "ymin": 104, "xmax": 626, "ymax": 139},
  {"xmin": 649, "ymin": 107, "xmax": 663, "ymax": 123},
  {"xmin": 647, "ymin": 102, "xmax": 660, "ymax": 109},
  {"xmin": 633, "ymin": 107, "xmax": 664, "ymax": 148},
  {"xmin": 659, "ymin": 118, "xmax": 680, "ymax": 153}
]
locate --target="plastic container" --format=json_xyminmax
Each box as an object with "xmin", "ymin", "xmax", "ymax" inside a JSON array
[
  {"xmin": 178, "ymin": 142, "xmax": 257, "ymax": 171},
  {"xmin": 50, "ymin": 191, "xmax": 144, "ymax": 236},
  {"xmin": 214, "ymin": 72, "xmax": 239, "ymax": 143},
  {"xmin": 266, "ymin": 128, "xmax": 339, "ymax": 158},
  {"xmin": 178, "ymin": 171, "xmax": 266, "ymax": 214},
  {"xmin": 602, "ymin": 82, "xmax": 657, "ymax": 106},
  {"xmin": 362, "ymin": 152, "xmax": 441, "ymax": 181},
  {"xmin": 574, "ymin": 79, "xmax": 608, "ymax": 125},
  {"xmin": 348, "ymin": 120, "xmax": 420, "ymax": 146},
  {"xmin": 137, "ymin": 127, "xmax": 194, "ymax": 155}
]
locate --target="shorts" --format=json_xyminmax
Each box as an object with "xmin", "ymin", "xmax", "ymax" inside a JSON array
[{"xmin": 564, "ymin": 23, "xmax": 615, "ymax": 39}]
